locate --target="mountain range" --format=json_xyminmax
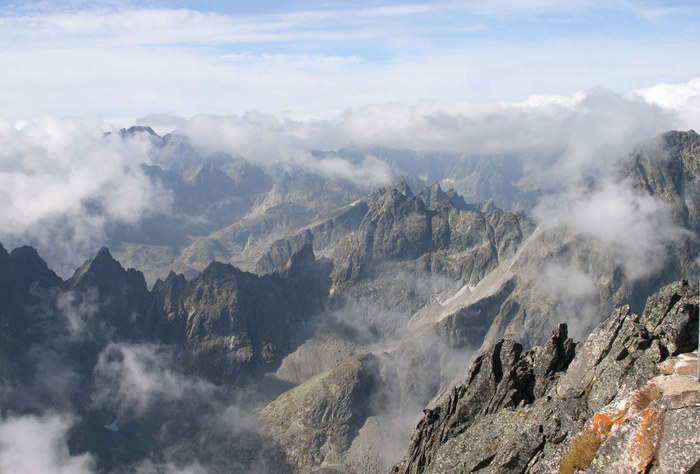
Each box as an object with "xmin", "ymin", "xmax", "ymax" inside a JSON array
[{"xmin": 0, "ymin": 128, "xmax": 698, "ymax": 472}]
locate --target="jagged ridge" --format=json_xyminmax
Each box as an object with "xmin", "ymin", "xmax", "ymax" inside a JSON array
[{"xmin": 393, "ymin": 280, "xmax": 699, "ymax": 473}]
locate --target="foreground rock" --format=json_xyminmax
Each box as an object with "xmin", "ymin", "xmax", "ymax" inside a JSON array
[{"xmin": 392, "ymin": 280, "xmax": 699, "ymax": 473}]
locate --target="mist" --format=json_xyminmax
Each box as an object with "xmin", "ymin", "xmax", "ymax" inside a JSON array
[
  {"xmin": 0, "ymin": 117, "xmax": 172, "ymax": 276},
  {"xmin": 0, "ymin": 87, "xmax": 688, "ymax": 277},
  {"xmin": 2, "ymin": 1, "xmax": 700, "ymax": 471},
  {"xmin": 0, "ymin": 412, "xmax": 94, "ymax": 474},
  {"xmin": 0, "ymin": 302, "xmax": 293, "ymax": 473},
  {"xmin": 534, "ymin": 177, "xmax": 690, "ymax": 280},
  {"xmin": 0, "ymin": 81, "xmax": 698, "ymax": 472}
]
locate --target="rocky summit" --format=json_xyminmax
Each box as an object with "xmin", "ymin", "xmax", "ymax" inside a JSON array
[{"xmin": 392, "ymin": 280, "xmax": 699, "ymax": 473}]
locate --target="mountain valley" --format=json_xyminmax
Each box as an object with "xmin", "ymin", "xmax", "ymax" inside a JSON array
[{"xmin": 0, "ymin": 128, "xmax": 698, "ymax": 473}]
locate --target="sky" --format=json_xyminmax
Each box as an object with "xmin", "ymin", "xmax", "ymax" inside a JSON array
[
  {"xmin": 0, "ymin": 0, "xmax": 699, "ymax": 120},
  {"xmin": 0, "ymin": 0, "xmax": 699, "ymax": 277}
]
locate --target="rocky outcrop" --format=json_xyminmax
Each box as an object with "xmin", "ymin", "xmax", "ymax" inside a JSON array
[
  {"xmin": 327, "ymin": 184, "xmax": 532, "ymax": 288},
  {"xmin": 69, "ymin": 247, "xmax": 151, "ymax": 341},
  {"xmin": 554, "ymin": 359, "xmax": 700, "ymax": 474},
  {"xmin": 432, "ymin": 277, "xmax": 518, "ymax": 349},
  {"xmin": 393, "ymin": 280, "xmax": 699, "ymax": 473},
  {"xmin": 260, "ymin": 353, "xmax": 394, "ymax": 471},
  {"xmin": 416, "ymin": 182, "xmax": 469, "ymax": 210},
  {"xmin": 422, "ymin": 129, "xmax": 700, "ymax": 354},
  {"xmin": 0, "ymin": 240, "xmax": 332, "ymax": 385},
  {"xmin": 621, "ymin": 129, "xmax": 700, "ymax": 232},
  {"xmin": 146, "ymin": 243, "xmax": 332, "ymax": 382},
  {"xmin": 256, "ymin": 181, "xmax": 531, "ymax": 290},
  {"xmin": 616, "ymin": 128, "xmax": 700, "ymax": 310}
]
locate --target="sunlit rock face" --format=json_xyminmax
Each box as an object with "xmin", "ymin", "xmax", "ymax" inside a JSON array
[{"xmin": 392, "ymin": 280, "xmax": 699, "ymax": 474}]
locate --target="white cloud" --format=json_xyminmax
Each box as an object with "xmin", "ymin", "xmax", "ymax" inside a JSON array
[
  {"xmin": 0, "ymin": 116, "xmax": 172, "ymax": 274},
  {"xmin": 533, "ymin": 178, "xmax": 691, "ymax": 279},
  {"xmin": 0, "ymin": 86, "xmax": 688, "ymax": 277},
  {"xmin": 532, "ymin": 261, "xmax": 601, "ymax": 341},
  {"xmin": 0, "ymin": 3, "xmax": 698, "ymax": 119},
  {"xmin": 538, "ymin": 263, "xmax": 596, "ymax": 300},
  {"xmin": 633, "ymin": 77, "xmax": 700, "ymax": 109},
  {"xmin": 180, "ymin": 112, "xmax": 394, "ymax": 186},
  {"xmin": 56, "ymin": 288, "xmax": 99, "ymax": 340},
  {"xmin": 0, "ymin": 413, "xmax": 94, "ymax": 474},
  {"xmin": 175, "ymin": 88, "xmax": 674, "ymax": 166},
  {"xmin": 632, "ymin": 77, "xmax": 700, "ymax": 131},
  {"xmin": 171, "ymin": 87, "xmax": 675, "ymax": 189},
  {"xmin": 322, "ymin": 89, "xmax": 677, "ymax": 191},
  {"xmin": 0, "ymin": 117, "xmax": 167, "ymax": 230},
  {"xmin": 91, "ymin": 343, "xmax": 215, "ymax": 417}
]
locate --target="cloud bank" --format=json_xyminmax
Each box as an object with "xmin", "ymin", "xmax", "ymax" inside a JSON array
[
  {"xmin": 0, "ymin": 116, "xmax": 172, "ymax": 275},
  {"xmin": 0, "ymin": 84, "xmax": 696, "ymax": 276},
  {"xmin": 0, "ymin": 413, "xmax": 94, "ymax": 474},
  {"xmin": 534, "ymin": 177, "xmax": 691, "ymax": 280},
  {"xmin": 91, "ymin": 343, "xmax": 215, "ymax": 418}
]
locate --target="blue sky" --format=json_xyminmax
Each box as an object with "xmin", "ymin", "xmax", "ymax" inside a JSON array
[
  {"xmin": 0, "ymin": 1, "xmax": 699, "ymax": 277},
  {"xmin": 0, "ymin": 1, "xmax": 699, "ymax": 119}
]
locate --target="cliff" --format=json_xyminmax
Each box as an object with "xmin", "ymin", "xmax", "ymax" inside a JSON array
[{"xmin": 393, "ymin": 280, "xmax": 699, "ymax": 473}]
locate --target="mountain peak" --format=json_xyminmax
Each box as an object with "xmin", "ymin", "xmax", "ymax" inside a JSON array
[
  {"xmin": 390, "ymin": 180, "xmax": 414, "ymax": 197},
  {"xmin": 69, "ymin": 246, "xmax": 141, "ymax": 290},
  {"xmin": 198, "ymin": 260, "xmax": 246, "ymax": 283},
  {"xmin": 283, "ymin": 243, "xmax": 315, "ymax": 272},
  {"xmin": 416, "ymin": 181, "xmax": 447, "ymax": 207},
  {"xmin": 1, "ymin": 245, "xmax": 63, "ymax": 291},
  {"xmin": 662, "ymin": 128, "xmax": 698, "ymax": 143},
  {"xmin": 119, "ymin": 125, "xmax": 159, "ymax": 137},
  {"xmin": 95, "ymin": 246, "xmax": 112, "ymax": 259}
]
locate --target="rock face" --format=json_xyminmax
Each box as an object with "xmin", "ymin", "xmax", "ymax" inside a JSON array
[
  {"xmin": 260, "ymin": 353, "xmax": 393, "ymax": 471},
  {"xmin": 0, "ymin": 243, "xmax": 66, "ymax": 382},
  {"xmin": 152, "ymin": 243, "xmax": 332, "ymax": 382},
  {"xmin": 0, "ymin": 241, "xmax": 332, "ymax": 385},
  {"xmin": 69, "ymin": 246, "xmax": 151, "ymax": 342},
  {"xmin": 325, "ymin": 184, "xmax": 532, "ymax": 288},
  {"xmin": 0, "ymin": 240, "xmax": 335, "ymax": 472},
  {"xmin": 420, "ymin": 129, "xmax": 700, "ymax": 355},
  {"xmin": 621, "ymin": 130, "xmax": 700, "ymax": 233},
  {"xmin": 257, "ymin": 181, "xmax": 532, "ymax": 288},
  {"xmin": 393, "ymin": 280, "xmax": 699, "ymax": 473}
]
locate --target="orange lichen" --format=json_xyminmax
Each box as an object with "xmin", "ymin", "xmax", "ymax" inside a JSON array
[
  {"xmin": 558, "ymin": 409, "xmax": 626, "ymax": 473},
  {"xmin": 558, "ymin": 381, "xmax": 667, "ymax": 474},
  {"xmin": 589, "ymin": 409, "xmax": 626, "ymax": 441},
  {"xmin": 630, "ymin": 405, "xmax": 661, "ymax": 472}
]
